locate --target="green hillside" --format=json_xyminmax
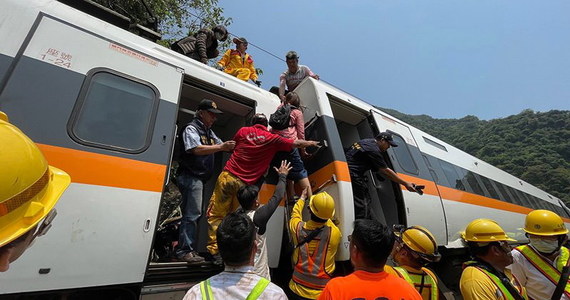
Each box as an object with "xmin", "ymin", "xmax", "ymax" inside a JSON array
[{"xmin": 379, "ymin": 108, "xmax": 570, "ymax": 205}]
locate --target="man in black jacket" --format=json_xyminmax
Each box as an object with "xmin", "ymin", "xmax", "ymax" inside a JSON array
[{"xmin": 172, "ymin": 25, "xmax": 228, "ymax": 64}]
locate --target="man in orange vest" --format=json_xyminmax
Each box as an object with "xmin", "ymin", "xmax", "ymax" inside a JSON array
[
  {"xmin": 460, "ymin": 218, "xmax": 527, "ymax": 300},
  {"xmin": 386, "ymin": 225, "xmax": 442, "ymax": 299},
  {"xmin": 288, "ymin": 190, "xmax": 341, "ymax": 300},
  {"xmin": 509, "ymin": 209, "xmax": 570, "ymax": 300}
]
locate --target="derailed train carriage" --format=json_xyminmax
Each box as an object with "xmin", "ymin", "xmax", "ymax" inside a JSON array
[{"xmin": 0, "ymin": 0, "xmax": 568, "ymax": 298}]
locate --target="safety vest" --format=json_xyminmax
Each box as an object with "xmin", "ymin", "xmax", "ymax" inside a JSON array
[
  {"xmin": 393, "ymin": 266, "xmax": 439, "ymax": 300},
  {"xmin": 199, "ymin": 277, "xmax": 270, "ymax": 300},
  {"xmin": 514, "ymin": 245, "xmax": 570, "ymax": 298},
  {"xmin": 292, "ymin": 222, "xmax": 332, "ymax": 290},
  {"xmin": 464, "ymin": 261, "xmax": 527, "ymax": 300}
]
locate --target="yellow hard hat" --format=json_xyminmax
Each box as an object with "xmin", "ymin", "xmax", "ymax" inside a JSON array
[
  {"xmin": 0, "ymin": 113, "xmax": 71, "ymax": 247},
  {"xmin": 524, "ymin": 209, "xmax": 569, "ymax": 236},
  {"xmin": 394, "ymin": 225, "xmax": 441, "ymax": 262},
  {"xmin": 309, "ymin": 192, "xmax": 335, "ymax": 220},
  {"xmin": 462, "ymin": 218, "xmax": 515, "ymax": 242}
]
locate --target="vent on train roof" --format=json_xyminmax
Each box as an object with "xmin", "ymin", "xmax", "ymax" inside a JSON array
[{"xmin": 57, "ymin": 0, "xmax": 161, "ymax": 42}]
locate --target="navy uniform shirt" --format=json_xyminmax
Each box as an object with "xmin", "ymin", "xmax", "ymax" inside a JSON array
[{"xmin": 345, "ymin": 138, "xmax": 387, "ymax": 177}]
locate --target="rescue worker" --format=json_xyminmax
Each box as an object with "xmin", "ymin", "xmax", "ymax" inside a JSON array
[
  {"xmin": 217, "ymin": 37, "xmax": 260, "ymax": 85},
  {"xmin": 387, "ymin": 225, "xmax": 442, "ymax": 300},
  {"xmin": 206, "ymin": 113, "xmax": 319, "ymax": 262},
  {"xmin": 278, "ymin": 51, "xmax": 319, "ymax": 102},
  {"xmin": 175, "ymin": 99, "xmax": 235, "ymax": 263},
  {"xmin": 460, "ymin": 218, "xmax": 527, "ymax": 300},
  {"xmin": 346, "ymin": 132, "xmax": 421, "ymax": 220},
  {"xmin": 508, "ymin": 209, "xmax": 570, "ymax": 300},
  {"xmin": 0, "ymin": 112, "xmax": 71, "ymax": 272},
  {"xmin": 289, "ymin": 191, "xmax": 341, "ymax": 300},
  {"xmin": 318, "ymin": 219, "xmax": 422, "ymax": 300},
  {"xmin": 171, "ymin": 25, "xmax": 228, "ymax": 64},
  {"xmin": 182, "ymin": 212, "xmax": 287, "ymax": 299}
]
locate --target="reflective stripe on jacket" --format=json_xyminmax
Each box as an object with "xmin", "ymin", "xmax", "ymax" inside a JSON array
[
  {"xmin": 394, "ymin": 266, "xmax": 439, "ymax": 300},
  {"xmin": 292, "ymin": 222, "xmax": 332, "ymax": 289},
  {"xmin": 464, "ymin": 261, "xmax": 527, "ymax": 300},
  {"xmin": 199, "ymin": 277, "xmax": 270, "ymax": 300},
  {"xmin": 514, "ymin": 245, "xmax": 570, "ymax": 298}
]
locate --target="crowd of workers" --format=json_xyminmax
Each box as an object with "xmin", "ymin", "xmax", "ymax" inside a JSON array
[{"xmin": 1, "ymin": 25, "xmax": 569, "ymax": 300}]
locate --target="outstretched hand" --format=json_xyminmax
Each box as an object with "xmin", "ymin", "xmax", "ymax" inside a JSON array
[
  {"xmin": 273, "ymin": 160, "xmax": 292, "ymax": 176},
  {"xmin": 300, "ymin": 187, "xmax": 309, "ymax": 201}
]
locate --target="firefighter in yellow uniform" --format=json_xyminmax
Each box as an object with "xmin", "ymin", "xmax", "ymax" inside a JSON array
[
  {"xmin": 385, "ymin": 225, "xmax": 442, "ymax": 299},
  {"xmin": 289, "ymin": 191, "xmax": 341, "ymax": 300},
  {"xmin": 0, "ymin": 112, "xmax": 71, "ymax": 272},
  {"xmin": 460, "ymin": 218, "xmax": 527, "ymax": 300},
  {"xmin": 508, "ymin": 209, "xmax": 570, "ymax": 300}
]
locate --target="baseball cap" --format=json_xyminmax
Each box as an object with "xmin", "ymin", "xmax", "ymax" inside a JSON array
[
  {"xmin": 375, "ymin": 132, "xmax": 398, "ymax": 147},
  {"xmin": 197, "ymin": 99, "xmax": 223, "ymax": 114},
  {"xmin": 233, "ymin": 37, "xmax": 248, "ymax": 45}
]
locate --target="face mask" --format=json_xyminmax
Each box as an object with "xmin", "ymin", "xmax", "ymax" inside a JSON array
[{"xmin": 529, "ymin": 237, "xmax": 559, "ymax": 253}]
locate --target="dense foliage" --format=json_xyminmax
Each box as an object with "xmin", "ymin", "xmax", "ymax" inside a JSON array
[{"xmin": 380, "ymin": 108, "xmax": 570, "ymax": 205}]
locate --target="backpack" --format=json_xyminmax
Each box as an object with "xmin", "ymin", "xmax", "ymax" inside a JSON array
[{"xmin": 269, "ymin": 104, "xmax": 295, "ymax": 130}]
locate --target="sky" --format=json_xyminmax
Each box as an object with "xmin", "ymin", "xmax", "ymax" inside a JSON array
[{"xmin": 217, "ymin": 0, "xmax": 570, "ymax": 120}]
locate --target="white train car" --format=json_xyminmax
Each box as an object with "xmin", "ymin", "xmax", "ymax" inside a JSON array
[{"xmin": 1, "ymin": 0, "xmax": 568, "ymax": 298}]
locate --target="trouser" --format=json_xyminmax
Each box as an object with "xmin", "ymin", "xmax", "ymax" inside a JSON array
[
  {"xmin": 351, "ymin": 174, "xmax": 372, "ymax": 220},
  {"xmin": 206, "ymin": 171, "xmax": 246, "ymax": 255},
  {"xmin": 224, "ymin": 68, "xmax": 254, "ymax": 82},
  {"xmin": 175, "ymin": 171, "xmax": 204, "ymax": 257}
]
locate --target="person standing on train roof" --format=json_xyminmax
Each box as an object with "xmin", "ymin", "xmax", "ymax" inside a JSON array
[
  {"xmin": 278, "ymin": 51, "xmax": 319, "ymax": 102},
  {"xmin": 508, "ymin": 209, "xmax": 570, "ymax": 300},
  {"xmin": 460, "ymin": 218, "xmax": 527, "ymax": 300},
  {"xmin": 289, "ymin": 191, "xmax": 341, "ymax": 300},
  {"xmin": 0, "ymin": 111, "xmax": 71, "ymax": 272},
  {"xmin": 317, "ymin": 219, "xmax": 422, "ymax": 300},
  {"xmin": 237, "ymin": 160, "xmax": 291, "ymax": 280},
  {"xmin": 175, "ymin": 99, "xmax": 236, "ymax": 263},
  {"xmin": 385, "ymin": 225, "xmax": 442, "ymax": 300},
  {"xmin": 205, "ymin": 113, "xmax": 319, "ymax": 263},
  {"xmin": 217, "ymin": 37, "xmax": 261, "ymax": 86},
  {"xmin": 345, "ymin": 132, "xmax": 421, "ymax": 220},
  {"xmin": 171, "ymin": 25, "xmax": 228, "ymax": 64},
  {"xmin": 270, "ymin": 91, "xmax": 312, "ymax": 201}
]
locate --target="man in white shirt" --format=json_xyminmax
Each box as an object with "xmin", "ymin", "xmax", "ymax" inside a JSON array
[
  {"xmin": 508, "ymin": 209, "xmax": 570, "ymax": 300},
  {"xmin": 183, "ymin": 212, "xmax": 287, "ymax": 300}
]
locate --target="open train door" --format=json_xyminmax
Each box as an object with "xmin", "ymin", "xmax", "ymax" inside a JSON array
[
  {"xmin": 370, "ymin": 110, "xmax": 448, "ymax": 245},
  {"xmin": 294, "ymin": 79, "xmax": 353, "ymax": 261}
]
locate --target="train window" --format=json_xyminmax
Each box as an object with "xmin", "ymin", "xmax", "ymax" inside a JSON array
[
  {"xmin": 495, "ymin": 182, "xmax": 513, "ymax": 203},
  {"xmin": 464, "ymin": 170, "xmax": 485, "ymax": 196},
  {"xmin": 422, "ymin": 155, "xmax": 440, "ymax": 184},
  {"xmin": 506, "ymin": 186, "xmax": 524, "ymax": 206},
  {"xmin": 389, "ymin": 134, "xmax": 419, "ymax": 175},
  {"xmin": 480, "ymin": 176, "xmax": 500, "ymax": 200},
  {"xmin": 68, "ymin": 70, "xmax": 159, "ymax": 153},
  {"xmin": 423, "ymin": 137, "xmax": 448, "ymax": 152},
  {"xmin": 439, "ymin": 160, "xmax": 466, "ymax": 191},
  {"xmin": 529, "ymin": 196, "xmax": 541, "ymax": 209},
  {"xmin": 512, "ymin": 189, "xmax": 531, "ymax": 207},
  {"xmin": 520, "ymin": 192, "xmax": 535, "ymax": 208}
]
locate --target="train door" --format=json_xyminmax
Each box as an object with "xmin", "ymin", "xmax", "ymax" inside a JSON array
[
  {"xmin": 0, "ymin": 14, "xmax": 181, "ymax": 295},
  {"xmin": 370, "ymin": 111, "xmax": 448, "ymax": 245}
]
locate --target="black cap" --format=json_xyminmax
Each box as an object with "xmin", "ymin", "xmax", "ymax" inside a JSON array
[
  {"xmin": 375, "ymin": 132, "xmax": 398, "ymax": 147},
  {"xmin": 285, "ymin": 51, "xmax": 298, "ymax": 60},
  {"xmin": 233, "ymin": 37, "xmax": 248, "ymax": 45},
  {"xmin": 197, "ymin": 99, "xmax": 223, "ymax": 114}
]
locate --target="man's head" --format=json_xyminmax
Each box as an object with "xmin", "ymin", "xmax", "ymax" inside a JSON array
[
  {"xmin": 308, "ymin": 192, "xmax": 335, "ymax": 223},
  {"xmin": 196, "ymin": 99, "xmax": 223, "ymax": 128},
  {"xmin": 251, "ymin": 113, "xmax": 268, "ymax": 127},
  {"xmin": 285, "ymin": 92, "xmax": 300, "ymax": 107},
  {"xmin": 375, "ymin": 132, "xmax": 398, "ymax": 152},
  {"xmin": 217, "ymin": 212, "xmax": 256, "ymax": 266},
  {"xmin": 462, "ymin": 219, "xmax": 515, "ymax": 270},
  {"xmin": 285, "ymin": 51, "xmax": 299, "ymax": 72},
  {"xmin": 391, "ymin": 225, "xmax": 441, "ymax": 268},
  {"xmin": 233, "ymin": 37, "xmax": 248, "ymax": 53},
  {"xmin": 524, "ymin": 209, "xmax": 568, "ymax": 254},
  {"xmin": 237, "ymin": 185, "xmax": 260, "ymax": 211},
  {"xmin": 0, "ymin": 112, "xmax": 71, "ymax": 272},
  {"xmin": 350, "ymin": 219, "xmax": 394, "ymax": 269},
  {"xmin": 212, "ymin": 25, "xmax": 228, "ymax": 41}
]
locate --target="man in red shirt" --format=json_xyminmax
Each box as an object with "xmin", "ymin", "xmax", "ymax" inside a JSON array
[
  {"xmin": 318, "ymin": 219, "xmax": 422, "ymax": 300},
  {"xmin": 206, "ymin": 113, "xmax": 319, "ymax": 259}
]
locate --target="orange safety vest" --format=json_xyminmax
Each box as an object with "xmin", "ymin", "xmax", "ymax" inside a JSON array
[
  {"xmin": 292, "ymin": 223, "xmax": 332, "ymax": 290},
  {"xmin": 514, "ymin": 245, "xmax": 570, "ymax": 298}
]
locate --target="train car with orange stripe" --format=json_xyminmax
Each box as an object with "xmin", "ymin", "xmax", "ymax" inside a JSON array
[{"xmin": 1, "ymin": 0, "xmax": 569, "ymax": 298}]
